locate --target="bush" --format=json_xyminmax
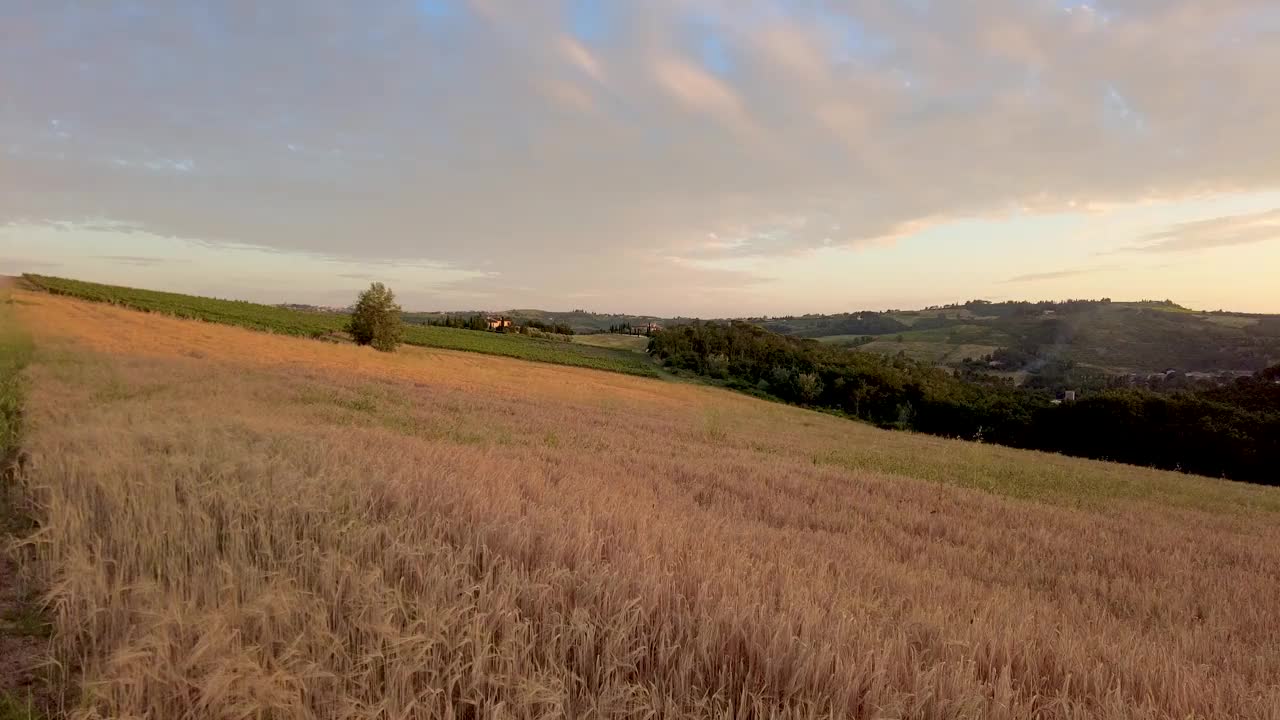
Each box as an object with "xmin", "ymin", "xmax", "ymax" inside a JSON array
[
  {"xmin": 796, "ymin": 372, "xmax": 824, "ymax": 403},
  {"xmin": 348, "ymin": 283, "xmax": 403, "ymax": 352}
]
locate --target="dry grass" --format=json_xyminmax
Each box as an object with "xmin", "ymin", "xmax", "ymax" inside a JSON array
[{"xmin": 9, "ymin": 290, "xmax": 1280, "ymax": 719}]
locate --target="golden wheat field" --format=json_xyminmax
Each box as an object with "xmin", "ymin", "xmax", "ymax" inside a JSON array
[{"xmin": 6, "ymin": 289, "xmax": 1280, "ymax": 719}]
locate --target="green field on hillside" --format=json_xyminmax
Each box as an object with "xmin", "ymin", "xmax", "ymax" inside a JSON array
[
  {"xmin": 819, "ymin": 323, "xmax": 1008, "ymax": 364},
  {"xmin": 28, "ymin": 274, "xmax": 347, "ymax": 337},
  {"xmin": 23, "ymin": 275, "xmax": 659, "ymax": 377},
  {"xmin": 571, "ymin": 333, "xmax": 651, "ymax": 352},
  {"xmin": 404, "ymin": 324, "xmax": 657, "ymax": 375},
  {"xmin": 820, "ymin": 323, "xmax": 1011, "ymax": 346},
  {"xmin": 857, "ymin": 340, "xmax": 1001, "ymax": 364}
]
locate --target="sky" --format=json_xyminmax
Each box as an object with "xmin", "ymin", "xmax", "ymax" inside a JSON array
[{"xmin": 2, "ymin": 0, "xmax": 1279, "ymax": 316}]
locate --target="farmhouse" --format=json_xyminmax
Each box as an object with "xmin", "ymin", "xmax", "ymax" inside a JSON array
[
  {"xmin": 630, "ymin": 322, "xmax": 662, "ymax": 335},
  {"xmin": 486, "ymin": 316, "xmax": 513, "ymax": 331}
]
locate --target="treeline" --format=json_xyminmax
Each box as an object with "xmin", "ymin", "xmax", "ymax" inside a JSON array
[
  {"xmin": 649, "ymin": 322, "xmax": 1280, "ymax": 485},
  {"xmin": 756, "ymin": 299, "xmax": 1122, "ymax": 337},
  {"xmin": 759, "ymin": 313, "xmax": 910, "ymax": 338},
  {"xmin": 607, "ymin": 322, "xmax": 656, "ymax": 335},
  {"xmin": 425, "ymin": 314, "xmax": 491, "ymax": 331},
  {"xmin": 525, "ymin": 319, "xmax": 575, "ymax": 335},
  {"xmin": 420, "ymin": 315, "xmax": 574, "ymax": 335},
  {"xmin": 954, "ymin": 298, "xmax": 1120, "ymax": 318}
]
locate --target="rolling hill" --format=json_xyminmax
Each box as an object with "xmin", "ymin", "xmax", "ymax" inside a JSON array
[
  {"xmin": 3, "ymin": 281, "xmax": 1279, "ymax": 718},
  {"xmin": 758, "ymin": 299, "xmax": 1280, "ymax": 377},
  {"xmin": 21, "ymin": 275, "xmax": 661, "ymax": 378},
  {"xmin": 399, "ymin": 299, "xmax": 1280, "ymax": 380}
]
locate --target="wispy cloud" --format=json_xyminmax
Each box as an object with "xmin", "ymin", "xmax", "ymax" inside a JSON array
[
  {"xmin": 1004, "ymin": 267, "xmax": 1108, "ymax": 284},
  {"xmin": 1005, "ymin": 261, "xmax": 1183, "ymax": 283},
  {"xmin": 1124, "ymin": 209, "xmax": 1280, "ymax": 253},
  {"xmin": 96, "ymin": 255, "xmax": 181, "ymax": 267},
  {"xmin": 0, "ymin": 258, "xmax": 61, "ymax": 272},
  {"xmin": 557, "ymin": 36, "xmax": 605, "ymax": 84},
  {"xmin": 652, "ymin": 54, "xmax": 756, "ymax": 141}
]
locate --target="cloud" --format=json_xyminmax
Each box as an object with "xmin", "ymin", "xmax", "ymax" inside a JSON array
[
  {"xmin": 0, "ymin": 258, "xmax": 62, "ymax": 272},
  {"xmin": 3, "ymin": 1, "xmax": 1280, "ymax": 311},
  {"xmin": 1125, "ymin": 208, "xmax": 1280, "ymax": 253},
  {"xmin": 652, "ymin": 54, "xmax": 758, "ymax": 142},
  {"xmin": 1004, "ymin": 267, "xmax": 1110, "ymax": 284},
  {"xmin": 96, "ymin": 255, "xmax": 182, "ymax": 267},
  {"xmin": 558, "ymin": 36, "xmax": 605, "ymax": 84},
  {"xmin": 542, "ymin": 78, "xmax": 596, "ymax": 114}
]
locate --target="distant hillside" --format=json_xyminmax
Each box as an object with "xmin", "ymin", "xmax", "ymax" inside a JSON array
[
  {"xmin": 754, "ymin": 299, "xmax": 1280, "ymax": 380},
  {"xmin": 649, "ymin": 320, "xmax": 1280, "ymax": 485},
  {"xmin": 403, "ymin": 309, "xmax": 688, "ymax": 334},
  {"xmin": 338, "ymin": 297, "xmax": 1280, "ymax": 380}
]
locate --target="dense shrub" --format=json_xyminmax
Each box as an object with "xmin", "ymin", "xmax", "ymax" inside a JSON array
[
  {"xmin": 349, "ymin": 283, "xmax": 403, "ymax": 352},
  {"xmin": 650, "ymin": 321, "xmax": 1280, "ymax": 485}
]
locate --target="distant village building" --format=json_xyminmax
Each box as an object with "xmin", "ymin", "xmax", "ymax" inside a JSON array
[
  {"xmin": 486, "ymin": 316, "xmax": 513, "ymax": 331},
  {"xmin": 1063, "ymin": 390, "xmax": 1077, "ymax": 402},
  {"xmin": 630, "ymin": 322, "xmax": 662, "ymax": 336}
]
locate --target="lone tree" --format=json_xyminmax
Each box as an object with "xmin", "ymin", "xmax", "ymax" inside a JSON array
[{"xmin": 348, "ymin": 282, "xmax": 403, "ymax": 352}]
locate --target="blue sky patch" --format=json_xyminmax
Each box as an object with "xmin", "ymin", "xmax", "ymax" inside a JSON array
[
  {"xmin": 417, "ymin": 0, "xmax": 454, "ymax": 21},
  {"xmin": 568, "ymin": 0, "xmax": 610, "ymax": 46}
]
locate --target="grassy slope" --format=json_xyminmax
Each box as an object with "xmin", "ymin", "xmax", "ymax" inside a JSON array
[
  {"xmin": 1062, "ymin": 304, "xmax": 1279, "ymax": 373},
  {"xmin": 24, "ymin": 275, "xmax": 659, "ymax": 378},
  {"xmin": 821, "ymin": 324, "xmax": 1009, "ymax": 363},
  {"xmin": 403, "ymin": 325, "xmax": 657, "ymax": 376},
  {"xmin": 0, "ymin": 286, "xmax": 48, "ymax": 720},
  {"xmin": 0, "ymin": 290, "xmax": 30, "ymax": 466},
  {"xmin": 856, "ymin": 340, "xmax": 1001, "ymax": 364},
  {"xmin": 10, "ymin": 288, "xmax": 1280, "ymax": 718},
  {"xmin": 571, "ymin": 333, "xmax": 651, "ymax": 352},
  {"xmin": 887, "ymin": 308, "xmax": 979, "ymax": 326}
]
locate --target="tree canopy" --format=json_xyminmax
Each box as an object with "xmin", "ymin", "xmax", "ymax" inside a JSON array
[
  {"xmin": 649, "ymin": 321, "xmax": 1280, "ymax": 485},
  {"xmin": 349, "ymin": 283, "xmax": 403, "ymax": 352}
]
